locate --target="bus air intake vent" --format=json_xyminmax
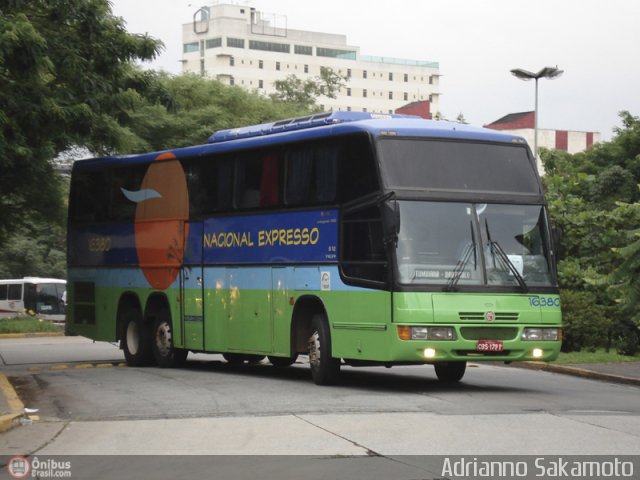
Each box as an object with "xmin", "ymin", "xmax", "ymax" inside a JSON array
[
  {"xmin": 458, "ymin": 312, "xmax": 520, "ymax": 322},
  {"xmin": 460, "ymin": 327, "xmax": 518, "ymax": 341}
]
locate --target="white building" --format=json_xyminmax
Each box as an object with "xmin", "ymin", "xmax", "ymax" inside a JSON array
[{"xmin": 181, "ymin": 2, "xmax": 441, "ymax": 115}]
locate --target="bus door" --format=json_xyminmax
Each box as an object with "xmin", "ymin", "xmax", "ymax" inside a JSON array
[
  {"xmin": 271, "ymin": 267, "xmax": 290, "ymax": 356},
  {"xmin": 181, "ymin": 221, "xmax": 204, "ymax": 351}
]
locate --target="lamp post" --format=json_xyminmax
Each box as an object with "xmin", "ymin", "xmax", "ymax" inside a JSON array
[{"xmin": 510, "ymin": 66, "xmax": 564, "ymax": 162}]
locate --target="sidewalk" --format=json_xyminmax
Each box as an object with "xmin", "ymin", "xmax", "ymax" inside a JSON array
[{"xmin": 510, "ymin": 361, "xmax": 640, "ymax": 387}]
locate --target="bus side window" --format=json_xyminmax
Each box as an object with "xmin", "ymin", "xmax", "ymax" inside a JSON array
[
  {"xmin": 339, "ymin": 136, "xmax": 379, "ymax": 203},
  {"xmin": 341, "ymin": 205, "xmax": 388, "ymax": 284},
  {"xmin": 236, "ymin": 154, "xmax": 280, "ymax": 210},
  {"xmin": 260, "ymin": 155, "xmax": 279, "ymax": 208},
  {"xmin": 285, "ymin": 147, "xmax": 313, "ymax": 205},
  {"xmin": 8, "ymin": 284, "xmax": 21, "ymax": 301},
  {"xmin": 0, "ymin": 284, "xmax": 7, "ymax": 301},
  {"xmin": 285, "ymin": 144, "xmax": 337, "ymax": 206}
]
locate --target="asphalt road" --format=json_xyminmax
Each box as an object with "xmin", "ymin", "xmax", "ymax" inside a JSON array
[{"xmin": 1, "ymin": 337, "xmax": 640, "ymax": 462}]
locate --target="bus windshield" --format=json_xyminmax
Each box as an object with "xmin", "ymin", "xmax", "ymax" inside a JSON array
[
  {"xmin": 378, "ymin": 138, "xmax": 540, "ymax": 195},
  {"xmin": 395, "ymin": 201, "xmax": 554, "ymax": 288}
]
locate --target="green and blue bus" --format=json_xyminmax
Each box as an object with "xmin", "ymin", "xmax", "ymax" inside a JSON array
[{"xmin": 67, "ymin": 112, "xmax": 562, "ymax": 384}]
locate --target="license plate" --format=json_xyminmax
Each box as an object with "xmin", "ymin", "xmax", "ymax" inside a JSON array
[{"xmin": 476, "ymin": 340, "xmax": 504, "ymax": 352}]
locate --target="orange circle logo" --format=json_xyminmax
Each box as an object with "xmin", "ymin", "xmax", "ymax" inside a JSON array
[{"xmin": 128, "ymin": 153, "xmax": 189, "ymax": 290}]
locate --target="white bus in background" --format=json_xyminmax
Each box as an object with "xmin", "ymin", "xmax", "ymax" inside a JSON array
[{"xmin": 0, "ymin": 278, "xmax": 66, "ymax": 322}]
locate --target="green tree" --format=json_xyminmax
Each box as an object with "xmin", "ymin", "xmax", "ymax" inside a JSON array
[
  {"xmin": 541, "ymin": 111, "xmax": 640, "ymax": 353},
  {"xmin": 270, "ymin": 67, "xmax": 347, "ymax": 110},
  {"xmin": 0, "ymin": 0, "xmax": 162, "ymax": 246},
  {"xmin": 123, "ymin": 73, "xmax": 310, "ymax": 151}
]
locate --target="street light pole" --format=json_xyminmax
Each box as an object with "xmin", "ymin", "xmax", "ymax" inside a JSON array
[{"xmin": 510, "ymin": 66, "xmax": 564, "ymax": 164}]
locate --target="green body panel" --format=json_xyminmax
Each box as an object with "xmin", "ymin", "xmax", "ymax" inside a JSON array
[{"xmin": 69, "ymin": 278, "xmax": 561, "ymax": 364}]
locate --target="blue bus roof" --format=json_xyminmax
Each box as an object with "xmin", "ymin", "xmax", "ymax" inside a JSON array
[{"xmin": 74, "ymin": 112, "xmax": 528, "ymax": 171}]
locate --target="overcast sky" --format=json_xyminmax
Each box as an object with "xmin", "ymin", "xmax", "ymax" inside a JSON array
[{"xmin": 111, "ymin": 0, "xmax": 640, "ymax": 140}]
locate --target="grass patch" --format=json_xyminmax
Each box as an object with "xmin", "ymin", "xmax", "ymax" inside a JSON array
[
  {"xmin": 554, "ymin": 349, "xmax": 640, "ymax": 364},
  {"xmin": 0, "ymin": 317, "xmax": 62, "ymax": 334}
]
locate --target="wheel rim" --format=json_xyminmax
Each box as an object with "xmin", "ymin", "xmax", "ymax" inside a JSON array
[
  {"xmin": 155, "ymin": 322, "xmax": 172, "ymax": 357},
  {"xmin": 309, "ymin": 330, "xmax": 321, "ymax": 369},
  {"xmin": 126, "ymin": 321, "xmax": 139, "ymax": 355}
]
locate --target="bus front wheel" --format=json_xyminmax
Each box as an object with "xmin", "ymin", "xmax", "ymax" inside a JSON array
[
  {"xmin": 121, "ymin": 308, "xmax": 154, "ymax": 367},
  {"xmin": 434, "ymin": 361, "xmax": 466, "ymax": 383},
  {"xmin": 152, "ymin": 314, "xmax": 188, "ymax": 368},
  {"xmin": 308, "ymin": 315, "xmax": 340, "ymax": 385}
]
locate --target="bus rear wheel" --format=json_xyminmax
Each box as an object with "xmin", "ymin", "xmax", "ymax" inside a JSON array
[
  {"xmin": 308, "ymin": 314, "xmax": 340, "ymax": 385},
  {"xmin": 434, "ymin": 361, "xmax": 466, "ymax": 383},
  {"xmin": 121, "ymin": 308, "xmax": 154, "ymax": 367},
  {"xmin": 152, "ymin": 314, "xmax": 188, "ymax": 368}
]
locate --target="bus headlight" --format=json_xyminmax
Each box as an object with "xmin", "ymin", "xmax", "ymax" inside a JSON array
[
  {"xmin": 398, "ymin": 326, "xmax": 456, "ymax": 341},
  {"xmin": 522, "ymin": 328, "xmax": 561, "ymax": 341}
]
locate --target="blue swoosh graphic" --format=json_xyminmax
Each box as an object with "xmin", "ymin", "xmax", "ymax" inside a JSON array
[{"xmin": 121, "ymin": 188, "xmax": 162, "ymax": 203}]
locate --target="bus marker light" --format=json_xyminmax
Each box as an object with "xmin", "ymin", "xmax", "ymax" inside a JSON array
[
  {"xmin": 398, "ymin": 326, "xmax": 411, "ymax": 340},
  {"xmin": 532, "ymin": 348, "xmax": 544, "ymax": 358},
  {"xmin": 424, "ymin": 348, "xmax": 436, "ymax": 359}
]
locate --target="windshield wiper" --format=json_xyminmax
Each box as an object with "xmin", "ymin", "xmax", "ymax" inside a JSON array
[
  {"xmin": 443, "ymin": 242, "xmax": 475, "ymax": 291},
  {"xmin": 484, "ymin": 218, "xmax": 528, "ymax": 292},
  {"xmin": 488, "ymin": 241, "xmax": 528, "ymax": 292},
  {"xmin": 444, "ymin": 221, "xmax": 477, "ymax": 292}
]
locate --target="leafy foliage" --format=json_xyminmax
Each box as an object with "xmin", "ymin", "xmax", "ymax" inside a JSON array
[
  {"xmin": 0, "ymin": 0, "xmax": 162, "ymax": 246},
  {"xmin": 122, "ymin": 72, "xmax": 311, "ymax": 152},
  {"xmin": 270, "ymin": 67, "xmax": 347, "ymax": 110},
  {"xmin": 542, "ymin": 111, "xmax": 640, "ymax": 353}
]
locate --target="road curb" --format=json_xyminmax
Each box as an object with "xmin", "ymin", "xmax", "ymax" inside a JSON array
[
  {"xmin": 515, "ymin": 361, "xmax": 640, "ymax": 387},
  {"xmin": 0, "ymin": 373, "xmax": 24, "ymax": 433},
  {"xmin": 0, "ymin": 332, "xmax": 64, "ymax": 339}
]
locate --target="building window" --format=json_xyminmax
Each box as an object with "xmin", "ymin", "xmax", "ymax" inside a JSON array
[
  {"xmin": 259, "ymin": 59, "xmax": 263, "ymax": 69},
  {"xmin": 388, "ymin": 72, "xmax": 393, "ymax": 81},
  {"xmin": 347, "ymin": 88, "xmax": 351, "ymax": 97},
  {"xmin": 229, "ymin": 56, "xmax": 235, "ymax": 67},
  {"xmin": 206, "ymin": 38, "xmax": 222, "ymax": 49},
  {"xmin": 316, "ymin": 47, "xmax": 356, "ymax": 60},
  {"xmin": 294, "ymin": 45, "xmax": 313, "ymax": 55},
  {"xmin": 403, "ymin": 92, "xmax": 408, "ymax": 101},
  {"xmin": 183, "ymin": 42, "xmax": 199, "ymax": 53},
  {"xmin": 363, "ymin": 108, "xmax": 367, "ymax": 112},
  {"xmin": 404, "ymin": 73, "xmax": 408, "ymax": 82},
  {"xmin": 347, "ymin": 68, "xmax": 352, "ymax": 78},
  {"xmin": 363, "ymin": 70, "xmax": 367, "ymax": 79},
  {"xmin": 347, "ymin": 107, "xmax": 351, "ymax": 111},
  {"xmin": 363, "ymin": 89, "xmax": 367, "ymax": 98},
  {"xmin": 304, "ymin": 64, "xmax": 309, "ymax": 73},
  {"xmin": 227, "ymin": 37, "xmax": 245, "ymax": 49},
  {"xmin": 230, "ymin": 77, "xmax": 235, "ymax": 86},
  {"xmin": 389, "ymin": 91, "xmax": 393, "ymax": 100},
  {"xmin": 276, "ymin": 61, "xmax": 281, "ymax": 71},
  {"xmin": 429, "ymin": 94, "xmax": 434, "ymax": 102},
  {"xmin": 429, "ymin": 75, "xmax": 434, "ymax": 84},
  {"xmin": 200, "ymin": 59, "xmax": 205, "ymax": 75},
  {"xmin": 259, "ymin": 79, "xmax": 264, "ymax": 89},
  {"xmin": 249, "ymin": 40, "xmax": 290, "ymax": 53}
]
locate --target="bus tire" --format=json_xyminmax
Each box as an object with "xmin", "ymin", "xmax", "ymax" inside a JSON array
[
  {"xmin": 308, "ymin": 314, "xmax": 340, "ymax": 385},
  {"xmin": 268, "ymin": 354, "xmax": 298, "ymax": 367},
  {"xmin": 121, "ymin": 308, "xmax": 154, "ymax": 367},
  {"xmin": 434, "ymin": 361, "xmax": 466, "ymax": 383},
  {"xmin": 152, "ymin": 314, "xmax": 188, "ymax": 368}
]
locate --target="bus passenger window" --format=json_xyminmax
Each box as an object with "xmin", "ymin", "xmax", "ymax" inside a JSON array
[
  {"xmin": 236, "ymin": 154, "xmax": 280, "ymax": 210},
  {"xmin": 260, "ymin": 155, "xmax": 279, "ymax": 207}
]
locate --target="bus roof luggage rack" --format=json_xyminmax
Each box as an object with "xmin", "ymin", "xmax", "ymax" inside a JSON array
[{"xmin": 208, "ymin": 111, "xmax": 417, "ymax": 143}]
